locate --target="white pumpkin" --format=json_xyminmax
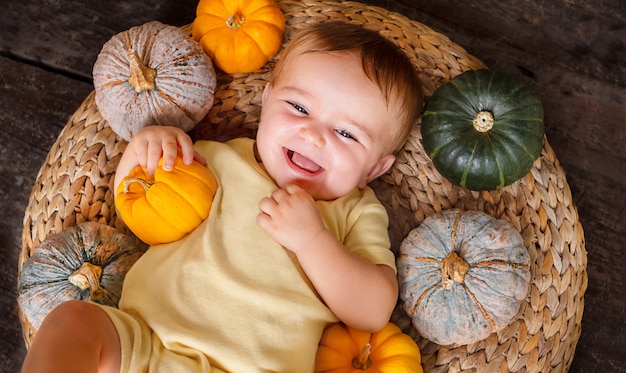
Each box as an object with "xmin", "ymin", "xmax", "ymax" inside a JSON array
[{"xmin": 93, "ymin": 21, "xmax": 216, "ymax": 141}]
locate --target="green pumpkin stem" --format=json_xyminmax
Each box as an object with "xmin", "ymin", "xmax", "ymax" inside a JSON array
[
  {"xmin": 68, "ymin": 262, "xmax": 104, "ymax": 300},
  {"xmin": 352, "ymin": 343, "xmax": 372, "ymax": 370},
  {"xmin": 226, "ymin": 13, "xmax": 245, "ymax": 30},
  {"xmin": 473, "ymin": 110, "xmax": 494, "ymax": 132},
  {"xmin": 123, "ymin": 177, "xmax": 154, "ymax": 193}
]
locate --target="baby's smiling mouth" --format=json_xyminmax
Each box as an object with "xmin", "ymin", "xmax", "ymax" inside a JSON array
[{"xmin": 286, "ymin": 149, "xmax": 323, "ymax": 174}]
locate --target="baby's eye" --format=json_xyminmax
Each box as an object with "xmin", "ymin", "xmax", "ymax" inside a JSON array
[
  {"xmin": 288, "ymin": 101, "xmax": 308, "ymax": 115},
  {"xmin": 336, "ymin": 129, "xmax": 357, "ymax": 141}
]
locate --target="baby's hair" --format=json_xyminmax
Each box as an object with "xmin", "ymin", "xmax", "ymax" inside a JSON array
[{"xmin": 272, "ymin": 21, "xmax": 423, "ymax": 153}]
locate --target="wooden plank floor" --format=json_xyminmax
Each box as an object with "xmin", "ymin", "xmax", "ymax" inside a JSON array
[{"xmin": 1, "ymin": 0, "xmax": 624, "ymax": 372}]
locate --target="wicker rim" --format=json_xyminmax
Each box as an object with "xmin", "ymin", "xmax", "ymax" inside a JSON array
[{"xmin": 18, "ymin": 1, "xmax": 587, "ymax": 372}]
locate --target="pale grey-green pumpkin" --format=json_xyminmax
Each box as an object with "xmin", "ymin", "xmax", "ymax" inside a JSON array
[
  {"xmin": 18, "ymin": 222, "xmax": 145, "ymax": 330},
  {"xmin": 397, "ymin": 209, "xmax": 531, "ymax": 346}
]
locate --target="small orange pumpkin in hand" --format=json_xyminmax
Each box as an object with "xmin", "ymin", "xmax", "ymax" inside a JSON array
[
  {"xmin": 315, "ymin": 322, "xmax": 423, "ymax": 372},
  {"xmin": 191, "ymin": 0, "xmax": 285, "ymax": 74},
  {"xmin": 115, "ymin": 156, "xmax": 218, "ymax": 245}
]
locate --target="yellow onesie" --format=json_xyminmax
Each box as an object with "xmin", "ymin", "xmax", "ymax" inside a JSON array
[{"xmin": 102, "ymin": 138, "xmax": 396, "ymax": 372}]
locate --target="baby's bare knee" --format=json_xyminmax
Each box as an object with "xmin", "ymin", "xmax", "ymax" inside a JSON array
[
  {"xmin": 43, "ymin": 300, "xmax": 101, "ymax": 329},
  {"xmin": 23, "ymin": 300, "xmax": 120, "ymax": 373}
]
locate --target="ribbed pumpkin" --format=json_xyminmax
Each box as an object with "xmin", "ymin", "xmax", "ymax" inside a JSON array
[
  {"xmin": 420, "ymin": 69, "xmax": 544, "ymax": 191},
  {"xmin": 115, "ymin": 156, "xmax": 218, "ymax": 245},
  {"xmin": 93, "ymin": 21, "xmax": 217, "ymax": 141},
  {"xmin": 18, "ymin": 222, "xmax": 145, "ymax": 330},
  {"xmin": 191, "ymin": 0, "xmax": 285, "ymax": 74},
  {"xmin": 397, "ymin": 209, "xmax": 531, "ymax": 346},
  {"xmin": 315, "ymin": 322, "xmax": 422, "ymax": 372}
]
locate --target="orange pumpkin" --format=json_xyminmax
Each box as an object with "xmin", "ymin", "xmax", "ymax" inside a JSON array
[
  {"xmin": 191, "ymin": 0, "xmax": 285, "ymax": 74},
  {"xmin": 315, "ymin": 322, "xmax": 423, "ymax": 373},
  {"xmin": 115, "ymin": 156, "xmax": 218, "ymax": 245}
]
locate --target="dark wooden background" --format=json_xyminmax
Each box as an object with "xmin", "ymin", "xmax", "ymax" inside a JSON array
[{"xmin": 1, "ymin": 0, "xmax": 624, "ymax": 372}]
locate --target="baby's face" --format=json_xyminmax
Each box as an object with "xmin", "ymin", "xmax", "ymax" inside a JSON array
[{"xmin": 256, "ymin": 51, "xmax": 397, "ymax": 200}]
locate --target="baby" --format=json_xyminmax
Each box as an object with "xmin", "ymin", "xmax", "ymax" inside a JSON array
[{"xmin": 22, "ymin": 21, "xmax": 423, "ymax": 372}]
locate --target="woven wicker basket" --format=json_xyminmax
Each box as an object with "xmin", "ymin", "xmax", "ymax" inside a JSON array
[{"xmin": 18, "ymin": 1, "xmax": 587, "ymax": 372}]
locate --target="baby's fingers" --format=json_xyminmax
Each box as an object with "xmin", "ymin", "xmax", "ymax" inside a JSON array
[
  {"xmin": 176, "ymin": 132, "xmax": 197, "ymax": 165},
  {"xmin": 158, "ymin": 136, "xmax": 180, "ymax": 172},
  {"xmin": 258, "ymin": 196, "xmax": 277, "ymax": 217},
  {"xmin": 257, "ymin": 199, "xmax": 273, "ymax": 231}
]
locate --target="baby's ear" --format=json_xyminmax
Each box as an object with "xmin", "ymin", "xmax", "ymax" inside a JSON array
[
  {"xmin": 262, "ymin": 82, "xmax": 273, "ymax": 105},
  {"xmin": 360, "ymin": 154, "xmax": 396, "ymax": 188}
]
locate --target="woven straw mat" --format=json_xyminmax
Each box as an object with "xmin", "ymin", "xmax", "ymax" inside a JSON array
[{"xmin": 18, "ymin": 1, "xmax": 588, "ymax": 372}]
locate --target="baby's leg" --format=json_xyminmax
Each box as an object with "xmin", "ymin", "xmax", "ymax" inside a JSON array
[{"xmin": 21, "ymin": 300, "xmax": 121, "ymax": 373}]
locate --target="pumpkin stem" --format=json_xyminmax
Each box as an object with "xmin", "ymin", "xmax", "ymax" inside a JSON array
[
  {"xmin": 473, "ymin": 110, "xmax": 494, "ymax": 132},
  {"xmin": 441, "ymin": 251, "xmax": 470, "ymax": 289},
  {"xmin": 68, "ymin": 262, "xmax": 104, "ymax": 300},
  {"xmin": 126, "ymin": 48, "xmax": 157, "ymax": 93},
  {"xmin": 226, "ymin": 13, "xmax": 246, "ymax": 30},
  {"xmin": 123, "ymin": 177, "xmax": 154, "ymax": 193},
  {"xmin": 351, "ymin": 343, "xmax": 372, "ymax": 370}
]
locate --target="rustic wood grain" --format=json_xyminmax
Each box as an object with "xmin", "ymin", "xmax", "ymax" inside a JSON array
[
  {"xmin": 0, "ymin": 54, "xmax": 94, "ymax": 373},
  {"xmin": 367, "ymin": 0, "xmax": 626, "ymax": 87},
  {"xmin": 0, "ymin": 0, "xmax": 624, "ymax": 372},
  {"xmin": 0, "ymin": 1, "xmax": 197, "ymax": 79}
]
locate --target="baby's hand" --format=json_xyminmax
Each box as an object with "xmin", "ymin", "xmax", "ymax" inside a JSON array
[
  {"xmin": 257, "ymin": 184, "xmax": 326, "ymax": 253},
  {"xmin": 127, "ymin": 126, "xmax": 205, "ymax": 175}
]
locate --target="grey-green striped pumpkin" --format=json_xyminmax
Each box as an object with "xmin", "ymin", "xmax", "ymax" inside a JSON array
[
  {"xmin": 420, "ymin": 69, "xmax": 544, "ymax": 191},
  {"xmin": 397, "ymin": 209, "xmax": 531, "ymax": 346},
  {"xmin": 18, "ymin": 222, "xmax": 146, "ymax": 330}
]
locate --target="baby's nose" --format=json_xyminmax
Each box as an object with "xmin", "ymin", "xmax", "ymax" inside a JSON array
[{"xmin": 299, "ymin": 126, "xmax": 325, "ymax": 148}]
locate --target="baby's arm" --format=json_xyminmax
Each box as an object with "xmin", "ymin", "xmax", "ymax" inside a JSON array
[
  {"xmin": 257, "ymin": 184, "xmax": 397, "ymax": 332},
  {"xmin": 113, "ymin": 126, "xmax": 205, "ymax": 193}
]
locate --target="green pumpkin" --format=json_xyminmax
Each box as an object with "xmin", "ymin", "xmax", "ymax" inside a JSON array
[{"xmin": 420, "ymin": 69, "xmax": 544, "ymax": 191}]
